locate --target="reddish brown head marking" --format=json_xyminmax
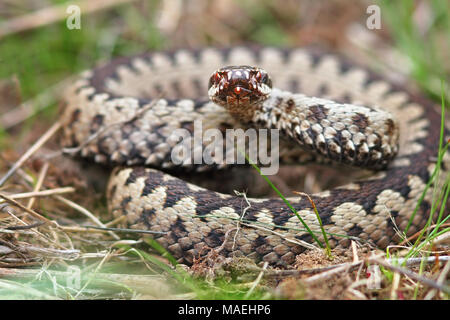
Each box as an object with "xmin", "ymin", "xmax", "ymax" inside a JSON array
[{"xmin": 208, "ymin": 66, "xmax": 272, "ymax": 120}]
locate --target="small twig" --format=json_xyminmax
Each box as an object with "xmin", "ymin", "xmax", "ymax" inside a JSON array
[
  {"xmin": 215, "ymin": 227, "xmax": 238, "ymax": 253},
  {"xmin": 388, "ymin": 209, "xmax": 410, "ymax": 246},
  {"xmin": 0, "ymin": 187, "xmax": 75, "ymax": 201},
  {"xmin": 0, "ymin": 228, "xmax": 34, "ymax": 235},
  {"xmin": 6, "ymin": 221, "xmax": 45, "ymax": 230},
  {"xmin": 387, "ymin": 245, "xmax": 449, "ymax": 256},
  {"xmin": 432, "ymin": 231, "xmax": 450, "ymax": 245},
  {"xmin": 424, "ymin": 259, "xmax": 450, "ymax": 300},
  {"xmin": 0, "ymin": 204, "xmax": 64, "ymax": 248},
  {"xmin": 243, "ymin": 261, "xmax": 268, "ymax": 299},
  {"xmin": 369, "ymin": 257, "xmax": 450, "ymax": 294},
  {"xmin": 399, "ymin": 223, "xmax": 450, "ymax": 246},
  {"xmin": 27, "ymin": 162, "xmax": 49, "ymax": 210},
  {"xmin": 351, "ymin": 240, "xmax": 359, "ymax": 263},
  {"xmin": 303, "ymin": 260, "xmax": 364, "ymax": 284},
  {"xmin": 54, "ymin": 195, "xmax": 119, "ymax": 240},
  {"xmin": 0, "ymin": 192, "xmax": 56, "ymax": 227},
  {"xmin": 262, "ymin": 264, "xmax": 355, "ymax": 278},
  {"xmin": 104, "ymin": 215, "xmax": 126, "ymax": 227},
  {"xmin": 389, "ymin": 256, "xmax": 450, "ymax": 267},
  {"xmin": 0, "ymin": 78, "xmax": 73, "ymax": 130},
  {"xmin": 390, "ymin": 272, "xmax": 401, "ymax": 300},
  {"xmin": 346, "ymin": 287, "xmax": 368, "ymax": 300},
  {"xmin": 79, "ymin": 225, "xmax": 167, "ymax": 235},
  {"xmin": 241, "ymin": 256, "xmax": 450, "ymax": 280},
  {"xmin": 233, "ymin": 191, "xmax": 252, "ymax": 253},
  {"xmin": 0, "ymin": 0, "xmax": 139, "ymax": 39},
  {"xmin": 0, "ymin": 121, "xmax": 61, "ymax": 187},
  {"xmin": 0, "ymin": 204, "xmax": 67, "ymax": 251},
  {"xmin": 240, "ymin": 222, "xmax": 319, "ymax": 251},
  {"xmin": 24, "ymin": 246, "xmax": 80, "ymax": 260}
]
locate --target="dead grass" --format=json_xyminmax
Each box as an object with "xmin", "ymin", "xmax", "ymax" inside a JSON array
[{"xmin": 0, "ymin": 137, "xmax": 448, "ymax": 299}]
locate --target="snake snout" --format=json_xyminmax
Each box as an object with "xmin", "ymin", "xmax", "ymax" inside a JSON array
[{"xmin": 208, "ymin": 65, "xmax": 272, "ymax": 116}]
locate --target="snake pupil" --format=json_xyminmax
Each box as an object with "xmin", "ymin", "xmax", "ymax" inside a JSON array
[{"xmin": 214, "ymin": 72, "xmax": 221, "ymax": 83}]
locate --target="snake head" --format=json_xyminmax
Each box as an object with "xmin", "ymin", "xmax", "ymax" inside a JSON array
[{"xmin": 208, "ymin": 66, "xmax": 272, "ymax": 120}]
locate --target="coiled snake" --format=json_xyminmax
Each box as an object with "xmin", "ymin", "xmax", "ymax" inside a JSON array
[{"xmin": 60, "ymin": 47, "xmax": 450, "ymax": 266}]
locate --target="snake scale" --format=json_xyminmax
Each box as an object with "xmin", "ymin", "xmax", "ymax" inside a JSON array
[{"xmin": 60, "ymin": 47, "xmax": 450, "ymax": 266}]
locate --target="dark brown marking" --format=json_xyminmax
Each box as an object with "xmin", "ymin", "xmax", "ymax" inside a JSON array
[
  {"xmin": 308, "ymin": 104, "xmax": 328, "ymax": 121},
  {"xmin": 120, "ymin": 196, "xmax": 132, "ymax": 209},
  {"xmin": 385, "ymin": 119, "xmax": 395, "ymax": 136},
  {"xmin": 204, "ymin": 230, "xmax": 224, "ymax": 248},
  {"xmin": 92, "ymin": 114, "xmax": 104, "ymax": 127},
  {"xmin": 70, "ymin": 109, "xmax": 81, "ymax": 123},
  {"xmin": 285, "ymin": 99, "xmax": 295, "ymax": 112},
  {"xmin": 108, "ymin": 184, "xmax": 117, "ymax": 199},
  {"xmin": 139, "ymin": 208, "xmax": 156, "ymax": 228},
  {"xmin": 125, "ymin": 167, "xmax": 148, "ymax": 185},
  {"xmin": 352, "ymin": 113, "xmax": 369, "ymax": 130}
]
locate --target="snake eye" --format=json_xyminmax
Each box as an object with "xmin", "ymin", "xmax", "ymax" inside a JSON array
[
  {"xmin": 209, "ymin": 71, "xmax": 223, "ymax": 89},
  {"xmin": 253, "ymin": 70, "xmax": 271, "ymax": 88},
  {"xmin": 214, "ymin": 72, "xmax": 222, "ymax": 83},
  {"xmin": 259, "ymin": 72, "xmax": 272, "ymax": 88}
]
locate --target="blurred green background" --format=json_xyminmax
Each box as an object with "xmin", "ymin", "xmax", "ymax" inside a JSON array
[{"xmin": 0, "ymin": 0, "xmax": 448, "ymax": 116}]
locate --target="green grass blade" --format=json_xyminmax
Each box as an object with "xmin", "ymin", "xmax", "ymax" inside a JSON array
[{"xmin": 239, "ymin": 150, "xmax": 323, "ymax": 248}]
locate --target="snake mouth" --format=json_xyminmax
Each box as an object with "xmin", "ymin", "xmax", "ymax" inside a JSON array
[{"xmin": 227, "ymin": 95, "xmax": 250, "ymax": 105}]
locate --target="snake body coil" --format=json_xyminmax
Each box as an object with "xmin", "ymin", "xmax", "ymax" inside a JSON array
[{"xmin": 60, "ymin": 47, "xmax": 449, "ymax": 266}]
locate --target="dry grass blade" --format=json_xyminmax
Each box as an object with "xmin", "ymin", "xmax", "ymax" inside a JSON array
[
  {"xmin": 243, "ymin": 261, "xmax": 268, "ymax": 299},
  {"xmin": 369, "ymin": 257, "xmax": 450, "ymax": 294},
  {"xmin": 5, "ymin": 221, "xmax": 45, "ymax": 230},
  {"xmin": 1, "ymin": 187, "xmax": 75, "ymax": 201},
  {"xmin": 232, "ymin": 191, "xmax": 252, "ymax": 253},
  {"xmin": 424, "ymin": 259, "xmax": 450, "ymax": 299},
  {"xmin": 240, "ymin": 222, "xmax": 319, "ymax": 251},
  {"xmin": 0, "ymin": 0, "xmax": 140, "ymax": 39},
  {"xmin": 399, "ymin": 222, "xmax": 450, "ymax": 246},
  {"xmin": 0, "ymin": 78, "xmax": 73, "ymax": 130},
  {"xmin": 0, "ymin": 121, "xmax": 61, "ymax": 187},
  {"xmin": 26, "ymin": 162, "xmax": 49, "ymax": 209},
  {"xmin": 54, "ymin": 196, "xmax": 120, "ymax": 240},
  {"xmin": 303, "ymin": 260, "xmax": 363, "ymax": 284},
  {"xmin": 0, "ymin": 192, "xmax": 56, "ymax": 226},
  {"xmin": 21, "ymin": 245, "xmax": 79, "ymax": 260}
]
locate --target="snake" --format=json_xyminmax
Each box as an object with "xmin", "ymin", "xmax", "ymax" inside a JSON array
[{"xmin": 60, "ymin": 47, "xmax": 450, "ymax": 267}]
